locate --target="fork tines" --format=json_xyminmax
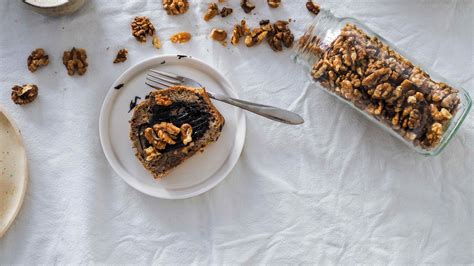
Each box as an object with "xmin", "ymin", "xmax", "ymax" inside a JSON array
[{"xmin": 146, "ymin": 69, "xmax": 184, "ymax": 90}]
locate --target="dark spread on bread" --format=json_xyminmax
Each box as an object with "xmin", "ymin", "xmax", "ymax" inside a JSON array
[{"xmin": 137, "ymin": 100, "xmax": 211, "ymax": 154}]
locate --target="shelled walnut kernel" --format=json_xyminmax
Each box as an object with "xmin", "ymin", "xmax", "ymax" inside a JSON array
[
  {"xmin": 306, "ymin": 1, "xmax": 320, "ymax": 15},
  {"xmin": 220, "ymin": 7, "xmax": 233, "ymax": 17},
  {"xmin": 63, "ymin": 47, "xmax": 88, "ymax": 76},
  {"xmin": 113, "ymin": 49, "xmax": 128, "ymax": 63},
  {"xmin": 11, "ymin": 84, "xmax": 38, "ymax": 105},
  {"xmin": 163, "ymin": 0, "xmax": 189, "ymax": 15},
  {"xmin": 240, "ymin": 0, "xmax": 255, "ymax": 14},
  {"xmin": 27, "ymin": 48, "xmax": 49, "ymax": 72},
  {"xmin": 267, "ymin": 0, "xmax": 281, "ymax": 8},
  {"xmin": 204, "ymin": 3, "xmax": 219, "ymax": 21},
  {"xmin": 231, "ymin": 20, "xmax": 250, "ymax": 46},
  {"xmin": 131, "ymin": 16, "xmax": 155, "ymax": 42},
  {"xmin": 210, "ymin": 29, "xmax": 228, "ymax": 45}
]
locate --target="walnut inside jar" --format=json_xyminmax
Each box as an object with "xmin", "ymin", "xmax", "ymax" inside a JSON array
[{"xmin": 300, "ymin": 23, "xmax": 461, "ymax": 150}]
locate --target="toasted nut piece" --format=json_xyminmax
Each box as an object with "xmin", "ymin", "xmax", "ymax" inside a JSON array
[
  {"xmin": 204, "ymin": 3, "xmax": 219, "ymax": 21},
  {"xmin": 27, "ymin": 48, "xmax": 49, "ymax": 72},
  {"xmin": 144, "ymin": 128, "xmax": 167, "ymax": 150},
  {"xmin": 157, "ymin": 129, "xmax": 176, "ymax": 145},
  {"xmin": 267, "ymin": 0, "xmax": 281, "ymax": 8},
  {"xmin": 220, "ymin": 7, "xmax": 233, "ymax": 17},
  {"xmin": 231, "ymin": 20, "xmax": 250, "ymax": 46},
  {"xmin": 152, "ymin": 36, "xmax": 162, "ymax": 49},
  {"xmin": 131, "ymin": 16, "xmax": 155, "ymax": 42},
  {"xmin": 144, "ymin": 146, "xmax": 160, "ymax": 161},
  {"xmin": 240, "ymin": 0, "xmax": 255, "ymax": 13},
  {"xmin": 170, "ymin": 32, "xmax": 192, "ymax": 43},
  {"xmin": 306, "ymin": 0, "xmax": 320, "ymax": 15},
  {"xmin": 11, "ymin": 84, "xmax": 39, "ymax": 105},
  {"xmin": 180, "ymin": 123, "xmax": 193, "ymax": 145},
  {"xmin": 155, "ymin": 95, "xmax": 172, "ymax": 106},
  {"xmin": 113, "ymin": 49, "xmax": 128, "ymax": 64},
  {"xmin": 63, "ymin": 47, "xmax": 88, "ymax": 76},
  {"xmin": 154, "ymin": 122, "xmax": 181, "ymax": 136},
  {"xmin": 210, "ymin": 28, "xmax": 228, "ymax": 43},
  {"xmin": 163, "ymin": 0, "xmax": 189, "ymax": 15}
]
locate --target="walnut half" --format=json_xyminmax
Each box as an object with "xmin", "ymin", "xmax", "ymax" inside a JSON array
[
  {"xmin": 27, "ymin": 48, "xmax": 49, "ymax": 72},
  {"xmin": 163, "ymin": 0, "xmax": 189, "ymax": 15},
  {"xmin": 131, "ymin": 16, "xmax": 155, "ymax": 42},
  {"xmin": 63, "ymin": 47, "xmax": 88, "ymax": 76},
  {"xmin": 11, "ymin": 84, "xmax": 38, "ymax": 105},
  {"xmin": 113, "ymin": 49, "xmax": 128, "ymax": 64}
]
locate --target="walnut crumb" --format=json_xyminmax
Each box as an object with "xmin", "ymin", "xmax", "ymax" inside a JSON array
[
  {"xmin": 113, "ymin": 49, "xmax": 128, "ymax": 64},
  {"xmin": 152, "ymin": 36, "xmax": 162, "ymax": 49},
  {"xmin": 27, "ymin": 48, "xmax": 49, "ymax": 72},
  {"xmin": 11, "ymin": 84, "xmax": 38, "ymax": 105}
]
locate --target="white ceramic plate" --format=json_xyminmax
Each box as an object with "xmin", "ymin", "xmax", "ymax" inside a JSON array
[
  {"xmin": 99, "ymin": 55, "xmax": 246, "ymax": 199},
  {"xmin": 0, "ymin": 105, "xmax": 28, "ymax": 238}
]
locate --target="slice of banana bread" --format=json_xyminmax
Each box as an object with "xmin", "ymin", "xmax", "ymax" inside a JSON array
[{"xmin": 129, "ymin": 85, "xmax": 225, "ymax": 179}]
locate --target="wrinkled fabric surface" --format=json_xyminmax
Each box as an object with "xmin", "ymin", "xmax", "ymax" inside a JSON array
[{"xmin": 0, "ymin": 0, "xmax": 472, "ymax": 264}]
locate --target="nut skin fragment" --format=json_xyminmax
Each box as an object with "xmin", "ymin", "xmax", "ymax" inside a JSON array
[
  {"xmin": 27, "ymin": 48, "xmax": 49, "ymax": 72},
  {"xmin": 152, "ymin": 36, "xmax": 162, "ymax": 49},
  {"xmin": 180, "ymin": 123, "xmax": 193, "ymax": 145},
  {"xmin": 306, "ymin": 1, "xmax": 320, "ymax": 15},
  {"xmin": 210, "ymin": 28, "xmax": 228, "ymax": 44},
  {"xmin": 163, "ymin": 0, "xmax": 189, "ymax": 15},
  {"xmin": 113, "ymin": 49, "xmax": 128, "ymax": 64},
  {"xmin": 240, "ymin": 0, "xmax": 255, "ymax": 14},
  {"xmin": 63, "ymin": 47, "xmax": 88, "ymax": 76},
  {"xmin": 131, "ymin": 16, "xmax": 155, "ymax": 42},
  {"xmin": 220, "ymin": 7, "xmax": 233, "ymax": 17},
  {"xmin": 11, "ymin": 84, "xmax": 39, "ymax": 105},
  {"xmin": 267, "ymin": 0, "xmax": 281, "ymax": 8},
  {"xmin": 170, "ymin": 32, "xmax": 192, "ymax": 44},
  {"xmin": 204, "ymin": 3, "xmax": 219, "ymax": 21}
]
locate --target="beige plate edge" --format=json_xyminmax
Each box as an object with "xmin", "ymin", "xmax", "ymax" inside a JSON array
[{"xmin": 0, "ymin": 104, "xmax": 28, "ymax": 238}]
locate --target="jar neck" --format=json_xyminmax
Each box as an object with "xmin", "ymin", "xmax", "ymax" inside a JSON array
[{"xmin": 294, "ymin": 9, "xmax": 344, "ymax": 70}]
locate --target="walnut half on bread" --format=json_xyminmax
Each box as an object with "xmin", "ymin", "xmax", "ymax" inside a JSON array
[{"xmin": 129, "ymin": 86, "xmax": 225, "ymax": 179}]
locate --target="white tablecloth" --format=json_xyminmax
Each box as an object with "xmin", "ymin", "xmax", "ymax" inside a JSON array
[{"xmin": 0, "ymin": 0, "xmax": 472, "ymax": 264}]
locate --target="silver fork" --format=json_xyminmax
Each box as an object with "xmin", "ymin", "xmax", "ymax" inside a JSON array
[{"xmin": 145, "ymin": 69, "xmax": 304, "ymax": 125}]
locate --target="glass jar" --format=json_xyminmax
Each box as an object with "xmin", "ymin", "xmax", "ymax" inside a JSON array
[
  {"xmin": 294, "ymin": 9, "xmax": 471, "ymax": 156},
  {"xmin": 23, "ymin": 0, "xmax": 86, "ymax": 16}
]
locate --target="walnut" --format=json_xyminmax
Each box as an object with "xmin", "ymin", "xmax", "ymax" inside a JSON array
[
  {"xmin": 372, "ymin": 83, "xmax": 393, "ymax": 100},
  {"xmin": 340, "ymin": 80, "xmax": 354, "ymax": 99},
  {"xmin": 144, "ymin": 146, "xmax": 160, "ymax": 161},
  {"xmin": 430, "ymin": 104, "xmax": 452, "ymax": 122},
  {"xmin": 407, "ymin": 109, "xmax": 421, "ymax": 129},
  {"xmin": 362, "ymin": 68, "xmax": 391, "ymax": 87},
  {"xmin": 180, "ymin": 123, "xmax": 193, "ymax": 145},
  {"xmin": 152, "ymin": 36, "xmax": 162, "ymax": 49},
  {"xmin": 170, "ymin": 32, "xmax": 192, "ymax": 44},
  {"xmin": 163, "ymin": 0, "xmax": 189, "ymax": 15},
  {"xmin": 131, "ymin": 16, "xmax": 155, "ymax": 42},
  {"xmin": 11, "ymin": 84, "xmax": 38, "ymax": 105},
  {"xmin": 240, "ymin": 0, "xmax": 255, "ymax": 13},
  {"xmin": 231, "ymin": 20, "xmax": 250, "ymax": 46},
  {"xmin": 155, "ymin": 95, "xmax": 172, "ymax": 106},
  {"xmin": 113, "ymin": 49, "xmax": 128, "ymax": 64},
  {"xmin": 210, "ymin": 29, "xmax": 228, "ymax": 45},
  {"xmin": 440, "ymin": 93, "xmax": 459, "ymax": 110},
  {"xmin": 204, "ymin": 3, "xmax": 219, "ymax": 21},
  {"xmin": 154, "ymin": 122, "xmax": 181, "ymax": 136},
  {"xmin": 268, "ymin": 20, "xmax": 294, "ymax": 52},
  {"xmin": 245, "ymin": 28, "xmax": 268, "ymax": 47},
  {"xmin": 267, "ymin": 0, "xmax": 281, "ymax": 8},
  {"xmin": 62, "ymin": 47, "xmax": 88, "ymax": 76},
  {"xmin": 220, "ymin": 7, "xmax": 233, "ymax": 17},
  {"xmin": 27, "ymin": 48, "xmax": 49, "ymax": 72},
  {"xmin": 425, "ymin": 122, "xmax": 443, "ymax": 147},
  {"xmin": 306, "ymin": 0, "xmax": 320, "ymax": 15},
  {"xmin": 144, "ymin": 128, "xmax": 167, "ymax": 150}
]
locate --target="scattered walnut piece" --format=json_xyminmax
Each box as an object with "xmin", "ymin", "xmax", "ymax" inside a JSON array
[
  {"xmin": 231, "ymin": 20, "xmax": 250, "ymax": 46},
  {"xmin": 163, "ymin": 0, "xmax": 189, "ymax": 15},
  {"xmin": 113, "ymin": 49, "xmax": 128, "ymax": 64},
  {"xmin": 131, "ymin": 16, "xmax": 155, "ymax": 42},
  {"xmin": 204, "ymin": 3, "xmax": 219, "ymax": 21},
  {"xmin": 240, "ymin": 0, "xmax": 255, "ymax": 13},
  {"xmin": 267, "ymin": 0, "xmax": 281, "ymax": 8},
  {"xmin": 210, "ymin": 28, "xmax": 228, "ymax": 45},
  {"xmin": 170, "ymin": 32, "xmax": 192, "ymax": 44},
  {"xmin": 27, "ymin": 48, "xmax": 49, "ymax": 72},
  {"xmin": 152, "ymin": 36, "xmax": 162, "ymax": 49},
  {"xmin": 144, "ymin": 146, "xmax": 161, "ymax": 161},
  {"xmin": 62, "ymin": 47, "xmax": 88, "ymax": 76},
  {"xmin": 268, "ymin": 20, "xmax": 294, "ymax": 52},
  {"xmin": 11, "ymin": 84, "xmax": 38, "ymax": 105},
  {"xmin": 180, "ymin": 123, "xmax": 193, "ymax": 145},
  {"xmin": 306, "ymin": 1, "xmax": 320, "ymax": 15},
  {"xmin": 245, "ymin": 28, "xmax": 268, "ymax": 47},
  {"xmin": 220, "ymin": 7, "xmax": 233, "ymax": 17}
]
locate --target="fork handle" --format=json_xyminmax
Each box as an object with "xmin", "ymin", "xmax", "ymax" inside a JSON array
[{"xmin": 207, "ymin": 92, "xmax": 304, "ymax": 125}]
